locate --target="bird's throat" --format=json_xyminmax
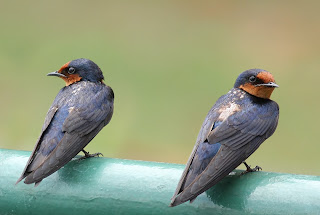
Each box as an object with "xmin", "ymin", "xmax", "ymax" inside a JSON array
[
  {"xmin": 61, "ymin": 74, "xmax": 82, "ymax": 86},
  {"xmin": 240, "ymin": 83, "xmax": 274, "ymax": 99}
]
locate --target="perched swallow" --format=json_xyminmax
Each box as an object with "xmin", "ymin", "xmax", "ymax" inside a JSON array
[
  {"xmin": 16, "ymin": 58, "xmax": 114, "ymax": 186},
  {"xmin": 170, "ymin": 69, "xmax": 279, "ymax": 206}
]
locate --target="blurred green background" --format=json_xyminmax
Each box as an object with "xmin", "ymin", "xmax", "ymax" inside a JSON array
[{"xmin": 0, "ymin": 1, "xmax": 319, "ymax": 176}]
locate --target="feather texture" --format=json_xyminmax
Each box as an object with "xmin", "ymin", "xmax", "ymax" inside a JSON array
[
  {"xmin": 17, "ymin": 81, "xmax": 114, "ymax": 185},
  {"xmin": 170, "ymin": 88, "xmax": 279, "ymax": 206}
]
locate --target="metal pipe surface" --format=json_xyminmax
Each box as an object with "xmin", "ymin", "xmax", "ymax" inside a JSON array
[{"xmin": 0, "ymin": 148, "xmax": 319, "ymax": 215}]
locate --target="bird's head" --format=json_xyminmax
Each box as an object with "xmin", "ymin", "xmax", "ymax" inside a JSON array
[
  {"xmin": 234, "ymin": 69, "xmax": 278, "ymax": 99},
  {"xmin": 47, "ymin": 58, "xmax": 104, "ymax": 86}
]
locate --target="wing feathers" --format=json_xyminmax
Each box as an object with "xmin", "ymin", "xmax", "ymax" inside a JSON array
[
  {"xmin": 174, "ymin": 146, "xmax": 246, "ymax": 205},
  {"xmin": 24, "ymin": 122, "xmax": 105, "ymax": 184},
  {"xmin": 18, "ymin": 83, "xmax": 114, "ymax": 185},
  {"xmin": 16, "ymin": 106, "xmax": 59, "ymax": 184},
  {"xmin": 171, "ymin": 95, "xmax": 279, "ymax": 206},
  {"xmin": 170, "ymin": 108, "xmax": 220, "ymax": 201}
]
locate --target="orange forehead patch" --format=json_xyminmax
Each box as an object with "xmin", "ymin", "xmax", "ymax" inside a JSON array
[
  {"xmin": 257, "ymin": 72, "xmax": 275, "ymax": 84},
  {"xmin": 58, "ymin": 61, "xmax": 70, "ymax": 73}
]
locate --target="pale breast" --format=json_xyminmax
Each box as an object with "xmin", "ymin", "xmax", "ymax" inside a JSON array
[{"xmin": 217, "ymin": 102, "xmax": 241, "ymax": 121}]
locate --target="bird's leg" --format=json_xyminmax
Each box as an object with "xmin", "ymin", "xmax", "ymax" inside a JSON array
[
  {"xmin": 78, "ymin": 149, "xmax": 104, "ymax": 160},
  {"xmin": 241, "ymin": 161, "xmax": 262, "ymax": 175}
]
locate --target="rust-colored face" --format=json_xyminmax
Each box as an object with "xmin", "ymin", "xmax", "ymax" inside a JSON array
[
  {"xmin": 56, "ymin": 61, "xmax": 82, "ymax": 86},
  {"xmin": 239, "ymin": 83, "xmax": 275, "ymax": 99},
  {"xmin": 48, "ymin": 58, "xmax": 104, "ymax": 85},
  {"xmin": 60, "ymin": 74, "xmax": 82, "ymax": 86},
  {"xmin": 239, "ymin": 71, "xmax": 278, "ymax": 99}
]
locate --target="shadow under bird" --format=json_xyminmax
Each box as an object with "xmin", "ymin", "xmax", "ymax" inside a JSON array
[
  {"xmin": 170, "ymin": 69, "xmax": 279, "ymax": 207},
  {"xmin": 16, "ymin": 58, "xmax": 114, "ymax": 186}
]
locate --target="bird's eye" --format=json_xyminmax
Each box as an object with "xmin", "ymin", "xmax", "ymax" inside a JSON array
[
  {"xmin": 68, "ymin": 67, "xmax": 76, "ymax": 74},
  {"xmin": 249, "ymin": 76, "xmax": 256, "ymax": 82}
]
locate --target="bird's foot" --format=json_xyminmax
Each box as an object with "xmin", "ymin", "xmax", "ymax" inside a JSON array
[
  {"xmin": 241, "ymin": 161, "xmax": 262, "ymax": 175},
  {"xmin": 78, "ymin": 150, "xmax": 104, "ymax": 160}
]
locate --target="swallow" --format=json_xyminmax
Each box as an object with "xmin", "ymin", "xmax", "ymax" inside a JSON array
[
  {"xmin": 170, "ymin": 69, "xmax": 279, "ymax": 206},
  {"xmin": 16, "ymin": 58, "xmax": 114, "ymax": 186}
]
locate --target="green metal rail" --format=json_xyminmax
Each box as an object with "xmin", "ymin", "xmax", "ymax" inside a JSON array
[{"xmin": 0, "ymin": 148, "xmax": 319, "ymax": 215}]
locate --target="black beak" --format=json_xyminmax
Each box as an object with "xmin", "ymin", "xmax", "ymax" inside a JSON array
[
  {"xmin": 47, "ymin": 71, "xmax": 67, "ymax": 78},
  {"xmin": 256, "ymin": 82, "xmax": 279, "ymax": 88}
]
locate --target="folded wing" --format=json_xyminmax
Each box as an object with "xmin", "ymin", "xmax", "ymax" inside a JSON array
[
  {"xmin": 170, "ymin": 101, "xmax": 278, "ymax": 206},
  {"xmin": 17, "ymin": 87, "xmax": 113, "ymax": 185}
]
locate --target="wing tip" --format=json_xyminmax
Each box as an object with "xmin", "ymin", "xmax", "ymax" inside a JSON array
[
  {"xmin": 169, "ymin": 195, "xmax": 186, "ymax": 207},
  {"xmin": 169, "ymin": 199, "xmax": 193, "ymax": 207},
  {"xmin": 169, "ymin": 200, "xmax": 179, "ymax": 207},
  {"xmin": 169, "ymin": 195, "xmax": 178, "ymax": 207},
  {"xmin": 15, "ymin": 176, "xmax": 24, "ymax": 185}
]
